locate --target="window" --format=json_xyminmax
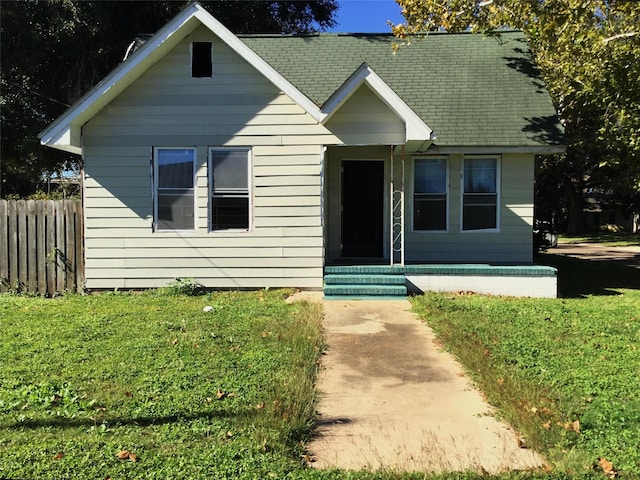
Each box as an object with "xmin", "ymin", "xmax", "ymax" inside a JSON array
[
  {"xmin": 154, "ymin": 148, "xmax": 196, "ymax": 231},
  {"xmin": 413, "ymin": 158, "xmax": 447, "ymax": 231},
  {"xmin": 191, "ymin": 42, "xmax": 212, "ymax": 77},
  {"xmin": 462, "ymin": 157, "xmax": 499, "ymax": 231},
  {"xmin": 209, "ymin": 148, "xmax": 251, "ymax": 231}
]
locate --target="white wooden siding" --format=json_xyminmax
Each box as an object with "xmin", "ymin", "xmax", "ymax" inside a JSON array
[
  {"xmin": 324, "ymin": 85, "xmax": 406, "ymax": 145},
  {"xmin": 324, "ymin": 150, "xmax": 535, "ymax": 264},
  {"xmin": 82, "ymin": 26, "xmax": 337, "ymax": 289},
  {"xmin": 402, "ymin": 153, "xmax": 534, "ymax": 263}
]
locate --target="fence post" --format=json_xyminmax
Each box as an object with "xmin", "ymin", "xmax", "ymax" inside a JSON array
[
  {"xmin": 0, "ymin": 200, "xmax": 8, "ymax": 292},
  {"xmin": 27, "ymin": 200, "xmax": 37, "ymax": 292},
  {"xmin": 37, "ymin": 201, "xmax": 47, "ymax": 295},
  {"xmin": 45, "ymin": 201, "xmax": 56, "ymax": 295}
]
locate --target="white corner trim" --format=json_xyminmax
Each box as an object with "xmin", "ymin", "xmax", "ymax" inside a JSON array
[{"xmin": 321, "ymin": 64, "xmax": 432, "ymax": 141}]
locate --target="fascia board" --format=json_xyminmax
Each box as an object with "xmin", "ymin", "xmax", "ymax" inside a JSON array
[
  {"xmin": 192, "ymin": 8, "xmax": 322, "ymax": 121},
  {"xmin": 426, "ymin": 145, "xmax": 567, "ymax": 154},
  {"xmin": 40, "ymin": 4, "xmax": 204, "ymax": 151},
  {"xmin": 321, "ymin": 64, "xmax": 433, "ymax": 141}
]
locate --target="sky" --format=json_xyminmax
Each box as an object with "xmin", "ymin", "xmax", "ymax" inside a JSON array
[{"xmin": 328, "ymin": 0, "xmax": 405, "ymax": 33}]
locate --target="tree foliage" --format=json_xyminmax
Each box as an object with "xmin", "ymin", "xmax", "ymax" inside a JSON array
[
  {"xmin": 392, "ymin": 0, "xmax": 640, "ymax": 233},
  {"xmin": 0, "ymin": 0, "xmax": 337, "ymax": 197}
]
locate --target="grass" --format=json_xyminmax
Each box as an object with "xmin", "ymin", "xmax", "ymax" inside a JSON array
[
  {"xmin": 0, "ymin": 287, "xmax": 565, "ymax": 480},
  {"xmin": 0, "ymin": 289, "xmax": 324, "ymax": 479},
  {"xmin": 2, "ymin": 269, "xmax": 638, "ymax": 479},
  {"xmin": 410, "ymin": 254, "xmax": 640, "ymax": 479},
  {"xmin": 558, "ymin": 232, "xmax": 640, "ymax": 247}
]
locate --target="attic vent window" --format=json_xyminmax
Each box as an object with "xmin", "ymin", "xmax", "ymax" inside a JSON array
[{"xmin": 191, "ymin": 42, "xmax": 212, "ymax": 77}]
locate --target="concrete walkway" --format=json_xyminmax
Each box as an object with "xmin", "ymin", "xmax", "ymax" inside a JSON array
[{"xmin": 295, "ymin": 295, "xmax": 543, "ymax": 473}]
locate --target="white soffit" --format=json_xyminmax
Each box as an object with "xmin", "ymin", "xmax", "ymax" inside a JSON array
[
  {"xmin": 321, "ymin": 63, "xmax": 433, "ymax": 141},
  {"xmin": 40, "ymin": 2, "xmax": 322, "ymax": 153}
]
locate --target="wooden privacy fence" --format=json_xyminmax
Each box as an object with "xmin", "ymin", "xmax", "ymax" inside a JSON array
[{"xmin": 0, "ymin": 200, "xmax": 84, "ymax": 295}]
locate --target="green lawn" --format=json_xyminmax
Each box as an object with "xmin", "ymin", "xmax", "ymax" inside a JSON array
[
  {"xmin": 0, "ymin": 289, "xmax": 325, "ymax": 479},
  {"xmin": 2, "ymin": 262, "xmax": 638, "ymax": 479},
  {"xmin": 410, "ymin": 254, "xmax": 640, "ymax": 479}
]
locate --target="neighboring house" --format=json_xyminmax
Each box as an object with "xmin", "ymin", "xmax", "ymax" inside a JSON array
[
  {"xmin": 40, "ymin": 2, "xmax": 564, "ymax": 297},
  {"xmin": 584, "ymin": 195, "xmax": 639, "ymax": 233}
]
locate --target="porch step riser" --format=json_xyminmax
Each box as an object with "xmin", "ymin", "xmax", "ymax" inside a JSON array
[
  {"xmin": 324, "ymin": 285, "xmax": 407, "ymax": 297},
  {"xmin": 325, "ymin": 266, "xmax": 405, "ymax": 276},
  {"xmin": 324, "ymin": 274, "xmax": 406, "ymax": 286}
]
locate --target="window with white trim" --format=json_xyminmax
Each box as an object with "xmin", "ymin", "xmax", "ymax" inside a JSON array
[
  {"xmin": 209, "ymin": 148, "xmax": 251, "ymax": 231},
  {"xmin": 462, "ymin": 157, "xmax": 499, "ymax": 231},
  {"xmin": 154, "ymin": 148, "xmax": 196, "ymax": 231},
  {"xmin": 413, "ymin": 157, "xmax": 447, "ymax": 231},
  {"xmin": 191, "ymin": 42, "xmax": 212, "ymax": 78}
]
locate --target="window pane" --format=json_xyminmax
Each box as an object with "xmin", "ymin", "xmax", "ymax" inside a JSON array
[
  {"xmin": 464, "ymin": 158, "xmax": 496, "ymax": 193},
  {"xmin": 192, "ymin": 42, "xmax": 212, "ymax": 78},
  {"xmin": 158, "ymin": 189, "xmax": 194, "ymax": 230},
  {"xmin": 158, "ymin": 149, "xmax": 194, "ymax": 189},
  {"xmin": 415, "ymin": 159, "xmax": 446, "ymax": 194},
  {"xmin": 463, "ymin": 205, "xmax": 497, "ymax": 230},
  {"xmin": 211, "ymin": 150, "xmax": 248, "ymax": 191},
  {"xmin": 212, "ymin": 197, "xmax": 249, "ymax": 230},
  {"xmin": 414, "ymin": 196, "xmax": 446, "ymax": 230}
]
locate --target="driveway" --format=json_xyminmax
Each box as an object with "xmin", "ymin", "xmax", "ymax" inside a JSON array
[
  {"xmin": 291, "ymin": 294, "xmax": 543, "ymax": 473},
  {"xmin": 547, "ymin": 243, "xmax": 640, "ymax": 269}
]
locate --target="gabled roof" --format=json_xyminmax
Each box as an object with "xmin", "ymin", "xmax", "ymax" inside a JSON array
[
  {"xmin": 40, "ymin": 2, "xmax": 563, "ymax": 154},
  {"xmin": 39, "ymin": 2, "xmax": 325, "ymax": 154},
  {"xmin": 241, "ymin": 31, "xmax": 564, "ymax": 149}
]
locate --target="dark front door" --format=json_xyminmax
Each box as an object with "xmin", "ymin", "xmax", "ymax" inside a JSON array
[{"xmin": 341, "ymin": 160, "xmax": 384, "ymax": 258}]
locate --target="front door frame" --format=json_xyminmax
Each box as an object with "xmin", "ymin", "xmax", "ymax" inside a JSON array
[{"xmin": 340, "ymin": 158, "xmax": 387, "ymax": 260}]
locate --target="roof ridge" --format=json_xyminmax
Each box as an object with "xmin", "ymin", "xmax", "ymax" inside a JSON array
[{"xmin": 239, "ymin": 29, "xmax": 523, "ymax": 39}]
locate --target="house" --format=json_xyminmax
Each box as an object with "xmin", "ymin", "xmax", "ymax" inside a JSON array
[
  {"xmin": 584, "ymin": 193, "xmax": 639, "ymax": 234},
  {"xmin": 40, "ymin": 2, "xmax": 564, "ymax": 297}
]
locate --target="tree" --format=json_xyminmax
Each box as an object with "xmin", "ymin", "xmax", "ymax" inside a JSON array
[
  {"xmin": 392, "ymin": 0, "xmax": 640, "ymax": 233},
  {"xmin": 0, "ymin": 0, "xmax": 337, "ymax": 198}
]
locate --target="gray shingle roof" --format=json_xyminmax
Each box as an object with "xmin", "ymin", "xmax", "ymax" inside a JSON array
[{"xmin": 240, "ymin": 31, "xmax": 563, "ymax": 147}]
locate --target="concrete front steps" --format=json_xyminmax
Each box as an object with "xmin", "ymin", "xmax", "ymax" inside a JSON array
[
  {"xmin": 323, "ymin": 263, "xmax": 558, "ymax": 298},
  {"xmin": 323, "ymin": 265, "xmax": 408, "ymax": 299}
]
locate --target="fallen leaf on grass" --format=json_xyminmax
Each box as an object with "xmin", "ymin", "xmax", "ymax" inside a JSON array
[
  {"xmin": 53, "ymin": 452, "xmax": 64, "ymax": 460},
  {"xmin": 117, "ymin": 450, "xmax": 138, "ymax": 462},
  {"xmin": 598, "ymin": 457, "xmax": 617, "ymax": 478},
  {"xmin": 563, "ymin": 420, "xmax": 580, "ymax": 432},
  {"xmin": 216, "ymin": 389, "xmax": 226, "ymax": 399},
  {"xmin": 255, "ymin": 402, "xmax": 265, "ymax": 410}
]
